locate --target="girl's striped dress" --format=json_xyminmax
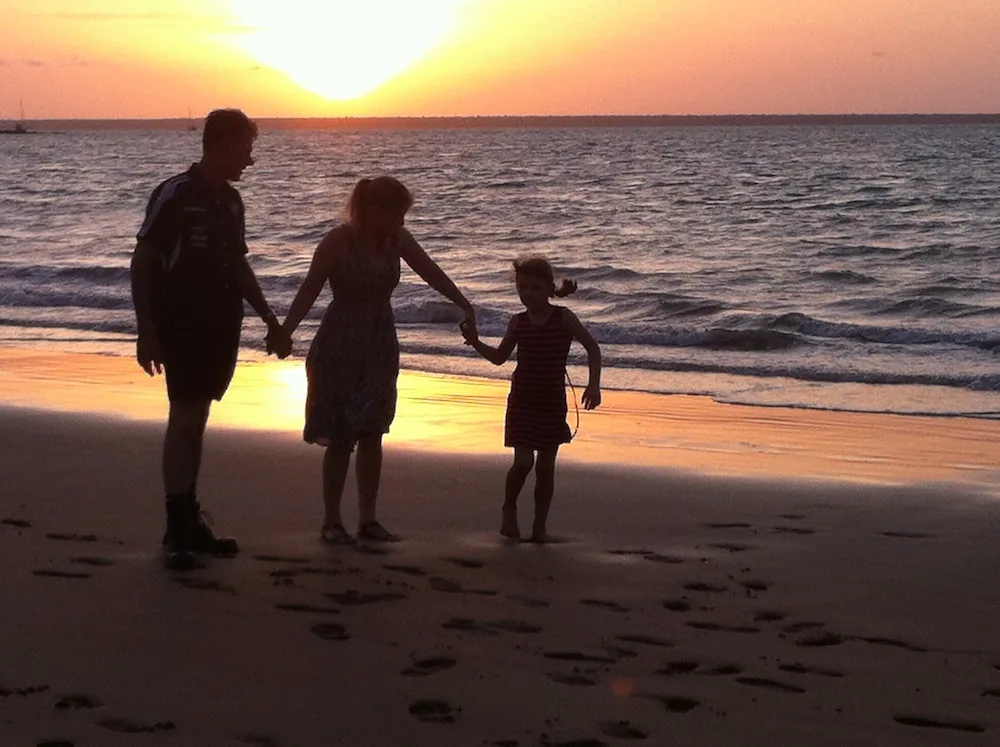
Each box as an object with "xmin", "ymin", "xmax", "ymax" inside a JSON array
[{"xmin": 504, "ymin": 306, "xmax": 573, "ymax": 448}]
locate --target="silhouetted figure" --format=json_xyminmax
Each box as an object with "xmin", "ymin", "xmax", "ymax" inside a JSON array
[
  {"xmin": 130, "ymin": 108, "xmax": 291, "ymax": 570},
  {"xmin": 462, "ymin": 257, "xmax": 601, "ymax": 542},
  {"xmin": 280, "ymin": 176, "xmax": 476, "ymax": 544}
]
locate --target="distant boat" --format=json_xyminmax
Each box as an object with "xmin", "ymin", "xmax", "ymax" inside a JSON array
[{"xmin": 1, "ymin": 100, "xmax": 31, "ymax": 134}]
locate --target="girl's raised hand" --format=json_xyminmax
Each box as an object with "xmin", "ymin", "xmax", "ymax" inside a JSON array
[{"xmin": 582, "ymin": 384, "xmax": 602, "ymax": 410}]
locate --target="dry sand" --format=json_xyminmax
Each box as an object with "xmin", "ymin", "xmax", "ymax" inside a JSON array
[{"xmin": 2, "ymin": 348, "xmax": 1000, "ymax": 746}]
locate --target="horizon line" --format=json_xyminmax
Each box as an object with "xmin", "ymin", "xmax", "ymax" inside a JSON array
[{"xmin": 6, "ymin": 112, "xmax": 1000, "ymax": 131}]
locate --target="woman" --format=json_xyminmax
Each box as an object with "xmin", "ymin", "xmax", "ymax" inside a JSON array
[{"xmin": 280, "ymin": 176, "xmax": 476, "ymax": 543}]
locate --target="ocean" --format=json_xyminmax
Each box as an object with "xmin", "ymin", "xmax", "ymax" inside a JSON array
[{"xmin": 2, "ymin": 121, "xmax": 1000, "ymax": 417}]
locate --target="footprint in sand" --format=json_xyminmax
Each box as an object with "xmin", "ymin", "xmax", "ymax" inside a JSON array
[
  {"xmin": 771, "ymin": 526, "xmax": 817, "ymax": 535},
  {"xmin": 32, "ymin": 569, "xmax": 91, "ymax": 580},
  {"xmin": 893, "ymin": 715, "xmax": 985, "ymax": 733},
  {"xmin": 2, "ymin": 518, "xmax": 32, "ymax": 528},
  {"xmin": 853, "ymin": 635, "xmax": 926, "ymax": 652},
  {"xmin": 754, "ymin": 611, "xmax": 786, "ymax": 622},
  {"xmin": 657, "ymin": 661, "xmax": 700, "ymax": 675},
  {"xmin": 233, "ymin": 734, "xmax": 281, "ymax": 746},
  {"xmin": 507, "ymin": 595, "xmax": 551, "ymax": 609},
  {"xmin": 640, "ymin": 694, "xmax": 700, "ymax": 714},
  {"xmin": 45, "ymin": 533, "xmax": 99, "ymax": 542},
  {"xmin": 795, "ymin": 632, "xmax": 846, "ymax": 648},
  {"xmin": 1, "ymin": 685, "xmax": 50, "ymax": 697},
  {"xmin": 544, "ymin": 651, "xmax": 617, "ymax": 664},
  {"xmin": 274, "ymin": 603, "xmax": 341, "ymax": 615},
  {"xmin": 880, "ymin": 531, "xmax": 935, "ymax": 539},
  {"xmin": 97, "ymin": 718, "xmax": 176, "ymax": 734},
  {"xmin": 741, "ymin": 580, "xmax": 769, "ymax": 592},
  {"xmin": 704, "ymin": 522, "xmax": 752, "ymax": 529},
  {"xmin": 326, "ymin": 590, "xmax": 406, "ymax": 605},
  {"xmin": 71, "ymin": 557, "xmax": 116, "ymax": 567},
  {"xmin": 441, "ymin": 557, "xmax": 484, "ymax": 569},
  {"xmin": 708, "ymin": 543, "xmax": 749, "ymax": 553},
  {"xmin": 310, "ymin": 622, "xmax": 349, "ymax": 641},
  {"xmin": 700, "ymin": 664, "xmax": 743, "ymax": 676},
  {"xmin": 615, "ymin": 634, "xmax": 673, "ymax": 648},
  {"xmin": 736, "ymin": 676, "xmax": 805, "ymax": 694},
  {"xmin": 599, "ymin": 720, "xmax": 648, "ymax": 739},
  {"xmin": 983, "ymin": 688, "xmax": 1000, "ymax": 698},
  {"xmin": 662, "ymin": 599, "xmax": 692, "ymax": 613},
  {"xmin": 37, "ymin": 741, "xmax": 75, "ymax": 747},
  {"xmin": 55, "ymin": 694, "xmax": 104, "ymax": 710},
  {"xmin": 782, "ymin": 621, "xmax": 825, "ymax": 634},
  {"xmin": 408, "ymin": 700, "xmax": 459, "ymax": 724},
  {"xmin": 383, "ymin": 563, "xmax": 427, "ymax": 577},
  {"xmin": 581, "ymin": 599, "xmax": 630, "ymax": 613},
  {"xmin": 547, "ymin": 740, "xmax": 608, "ymax": 747},
  {"xmin": 687, "ymin": 622, "xmax": 760, "ymax": 634},
  {"xmin": 778, "ymin": 663, "xmax": 844, "ymax": 678},
  {"xmin": 643, "ymin": 553, "xmax": 684, "ymax": 565},
  {"xmin": 402, "ymin": 657, "xmax": 457, "ymax": 677},
  {"xmin": 173, "ymin": 577, "xmax": 235, "ymax": 594},
  {"xmin": 442, "ymin": 618, "xmax": 499, "ymax": 636},
  {"xmin": 683, "ymin": 582, "xmax": 727, "ymax": 594},
  {"xmin": 547, "ymin": 672, "xmax": 596, "ymax": 686}
]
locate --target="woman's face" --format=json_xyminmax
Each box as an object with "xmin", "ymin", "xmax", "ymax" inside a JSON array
[
  {"xmin": 516, "ymin": 273, "xmax": 551, "ymax": 311},
  {"xmin": 366, "ymin": 200, "xmax": 406, "ymax": 237}
]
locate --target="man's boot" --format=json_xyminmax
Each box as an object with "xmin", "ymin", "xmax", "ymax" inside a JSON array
[
  {"xmin": 163, "ymin": 495, "xmax": 197, "ymax": 570},
  {"xmin": 189, "ymin": 500, "xmax": 238, "ymax": 555}
]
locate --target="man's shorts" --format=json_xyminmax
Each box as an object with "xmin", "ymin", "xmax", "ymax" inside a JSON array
[{"xmin": 161, "ymin": 326, "xmax": 241, "ymax": 402}]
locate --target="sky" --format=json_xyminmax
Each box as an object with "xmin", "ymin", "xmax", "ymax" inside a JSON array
[{"xmin": 2, "ymin": 0, "xmax": 999, "ymax": 119}]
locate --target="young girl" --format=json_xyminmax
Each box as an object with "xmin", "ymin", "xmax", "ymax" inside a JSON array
[{"xmin": 462, "ymin": 257, "xmax": 601, "ymax": 543}]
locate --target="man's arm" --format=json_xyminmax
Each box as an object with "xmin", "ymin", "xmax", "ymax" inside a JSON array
[
  {"xmin": 234, "ymin": 257, "xmax": 290, "ymax": 357},
  {"xmin": 130, "ymin": 238, "xmax": 163, "ymax": 375}
]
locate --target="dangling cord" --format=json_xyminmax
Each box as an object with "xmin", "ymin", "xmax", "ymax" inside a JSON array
[{"xmin": 565, "ymin": 370, "xmax": 580, "ymax": 441}]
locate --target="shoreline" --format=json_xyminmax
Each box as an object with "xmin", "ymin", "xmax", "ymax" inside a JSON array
[{"xmin": 3, "ymin": 346, "xmax": 1000, "ymax": 491}]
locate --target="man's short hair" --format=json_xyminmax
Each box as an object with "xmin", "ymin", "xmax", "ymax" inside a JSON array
[{"xmin": 202, "ymin": 109, "xmax": 258, "ymax": 152}]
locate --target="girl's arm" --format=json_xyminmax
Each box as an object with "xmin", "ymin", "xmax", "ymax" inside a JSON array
[
  {"xmin": 281, "ymin": 226, "xmax": 343, "ymax": 337},
  {"xmin": 465, "ymin": 316, "xmax": 517, "ymax": 366},
  {"xmin": 562, "ymin": 308, "xmax": 602, "ymax": 409},
  {"xmin": 398, "ymin": 228, "xmax": 476, "ymax": 332}
]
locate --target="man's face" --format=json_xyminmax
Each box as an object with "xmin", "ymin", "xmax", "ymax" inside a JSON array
[{"xmin": 221, "ymin": 132, "xmax": 255, "ymax": 181}]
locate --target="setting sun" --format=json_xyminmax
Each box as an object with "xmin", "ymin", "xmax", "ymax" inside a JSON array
[{"xmin": 225, "ymin": 0, "xmax": 468, "ymax": 100}]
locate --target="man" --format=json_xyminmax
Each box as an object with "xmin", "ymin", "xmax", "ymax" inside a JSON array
[{"xmin": 131, "ymin": 108, "xmax": 291, "ymax": 570}]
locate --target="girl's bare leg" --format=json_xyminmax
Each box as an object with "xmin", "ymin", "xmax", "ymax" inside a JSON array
[
  {"xmin": 355, "ymin": 433, "xmax": 384, "ymax": 526},
  {"xmin": 530, "ymin": 446, "xmax": 559, "ymax": 542},
  {"xmin": 322, "ymin": 444, "xmax": 352, "ymax": 529},
  {"xmin": 503, "ymin": 447, "xmax": 534, "ymax": 539}
]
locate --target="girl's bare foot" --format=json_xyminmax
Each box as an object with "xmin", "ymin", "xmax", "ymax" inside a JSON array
[
  {"xmin": 529, "ymin": 526, "xmax": 551, "ymax": 543},
  {"xmin": 500, "ymin": 504, "xmax": 520, "ymax": 539}
]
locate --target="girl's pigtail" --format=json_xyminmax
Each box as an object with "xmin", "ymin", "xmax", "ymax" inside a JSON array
[{"xmin": 553, "ymin": 279, "xmax": 578, "ymax": 298}]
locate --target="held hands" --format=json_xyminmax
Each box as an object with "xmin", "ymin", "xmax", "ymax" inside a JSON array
[
  {"xmin": 582, "ymin": 384, "xmax": 602, "ymax": 410},
  {"xmin": 459, "ymin": 307, "xmax": 477, "ymax": 345},
  {"xmin": 265, "ymin": 320, "xmax": 293, "ymax": 359}
]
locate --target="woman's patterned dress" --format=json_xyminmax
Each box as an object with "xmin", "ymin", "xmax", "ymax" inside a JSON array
[{"xmin": 304, "ymin": 232, "xmax": 401, "ymax": 449}]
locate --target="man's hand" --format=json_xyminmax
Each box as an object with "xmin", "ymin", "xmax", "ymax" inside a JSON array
[
  {"xmin": 266, "ymin": 324, "xmax": 293, "ymax": 359},
  {"xmin": 136, "ymin": 330, "xmax": 163, "ymax": 376}
]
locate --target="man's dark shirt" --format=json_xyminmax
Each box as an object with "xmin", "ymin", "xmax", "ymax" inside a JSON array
[{"xmin": 137, "ymin": 164, "xmax": 247, "ymax": 333}]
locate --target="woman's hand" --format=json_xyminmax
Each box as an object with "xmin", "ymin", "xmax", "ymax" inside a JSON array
[{"xmin": 459, "ymin": 319, "xmax": 478, "ymax": 345}]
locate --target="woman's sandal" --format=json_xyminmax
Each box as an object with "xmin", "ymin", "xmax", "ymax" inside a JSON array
[
  {"xmin": 320, "ymin": 523, "xmax": 356, "ymax": 545},
  {"xmin": 357, "ymin": 521, "xmax": 400, "ymax": 542}
]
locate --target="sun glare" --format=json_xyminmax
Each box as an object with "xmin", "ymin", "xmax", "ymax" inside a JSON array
[{"xmin": 227, "ymin": 0, "xmax": 467, "ymax": 100}]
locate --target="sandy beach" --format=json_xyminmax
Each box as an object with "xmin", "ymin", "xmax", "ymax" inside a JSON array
[{"xmin": 3, "ymin": 347, "xmax": 1000, "ymax": 746}]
